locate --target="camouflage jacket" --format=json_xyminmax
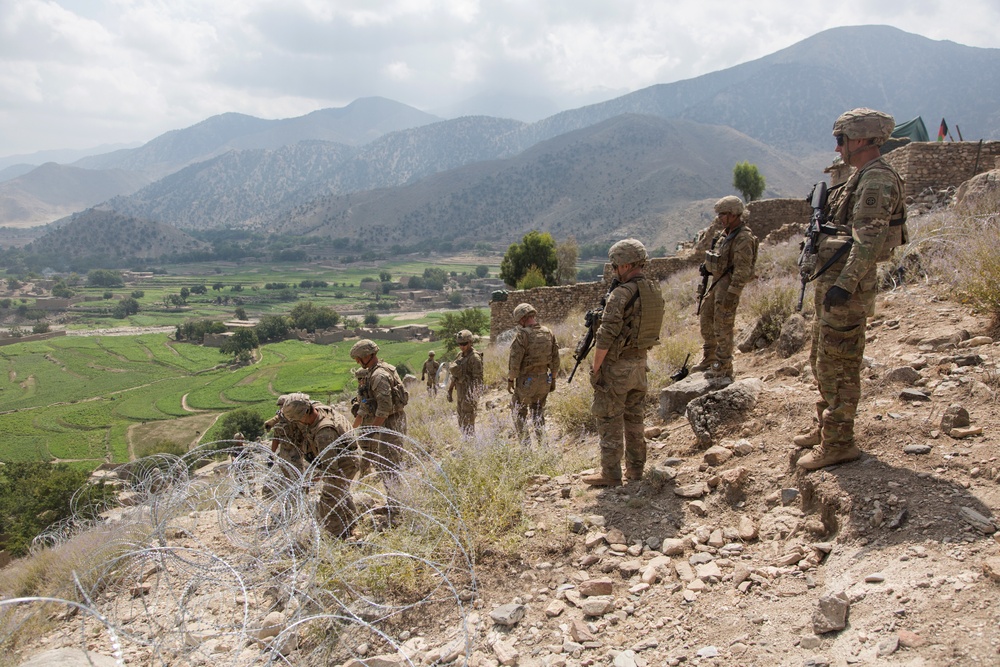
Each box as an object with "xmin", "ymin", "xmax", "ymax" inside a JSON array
[
  {"xmin": 707, "ymin": 223, "xmax": 757, "ymax": 296},
  {"xmin": 295, "ymin": 404, "xmax": 353, "ymax": 461},
  {"xmin": 595, "ymin": 274, "xmax": 656, "ymax": 362},
  {"xmin": 450, "ymin": 348, "xmax": 484, "ymax": 400},
  {"xmin": 824, "ymin": 157, "xmax": 904, "ymax": 293},
  {"xmin": 508, "ymin": 324, "xmax": 559, "ymax": 380},
  {"xmin": 421, "ymin": 358, "xmax": 440, "ymax": 381},
  {"xmin": 356, "ymin": 361, "xmax": 405, "ymax": 421}
]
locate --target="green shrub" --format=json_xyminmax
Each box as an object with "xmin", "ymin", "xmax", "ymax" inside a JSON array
[
  {"xmin": 217, "ymin": 407, "xmax": 264, "ymax": 441},
  {"xmin": 547, "ymin": 377, "xmax": 596, "ymax": 435},
  {"xmin": 133, "ymin": 439, "xmax": 186, "ymax": 459},
  {"xmin": 741, "ymin": 275, "xmax": 799, "ymax": 346}
]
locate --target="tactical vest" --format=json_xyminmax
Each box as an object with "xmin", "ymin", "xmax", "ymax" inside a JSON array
[
  {"xmin": 618, "ymin": 277, "xmax": 665, "ymax": 353},
  {"xmin": 517, "ymin": 325, "xmax": 556, "ymax": 375},
  {"xmin": 300, "ymin": 404, "xmax": 351, "ymax": 460},
  {"xmin": 829, "ymin": 158, "xmax": 907, "ymax": 262},
  {"xmin": 358, "ymin": 362, "xmax": 408, "ymax": 416}
]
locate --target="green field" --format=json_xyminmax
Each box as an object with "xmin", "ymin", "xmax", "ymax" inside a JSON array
[{"xmin": 0, "ymin": 334, "xmax": 436, "ymax": 466}]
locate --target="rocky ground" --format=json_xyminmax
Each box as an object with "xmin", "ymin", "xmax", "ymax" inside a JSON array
[{"xmin": 9, "ymin": 281, "xmax": 1000, "ymax": 667}]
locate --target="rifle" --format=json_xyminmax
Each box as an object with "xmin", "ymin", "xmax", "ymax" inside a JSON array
[
  {"xmin": 797, "ymin": 181, "xmax": 829, "ymax": 311},
  {"xmin": 670, "ymin": 353, "xmax": 690, "ymax": 382},
  {"xmin": 695, "ymin": 237, "xmax": 717, "ymax": 315},
  {"xmin": 568, "ymin": 279, "xmax": 620, "ymax": 383}
]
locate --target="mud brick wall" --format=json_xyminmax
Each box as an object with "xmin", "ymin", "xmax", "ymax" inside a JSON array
[{"xmin": 883, "ymin": 141, "xmax": 1000, "ymax": 198}]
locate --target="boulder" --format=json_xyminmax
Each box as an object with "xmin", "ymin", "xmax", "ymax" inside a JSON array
[
  {"xmin": 776, "ymin": 313, "xmax": 808, "ymax": 358},
  {"xmin": 659, "ymin": 373, "xmax": 730, "ymax": 420},
  {"xmin": 686, "ymin": 379, "xmax": 763, "ymax": 448}
]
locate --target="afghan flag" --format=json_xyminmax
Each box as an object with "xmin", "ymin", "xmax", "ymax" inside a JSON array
[{"xmin": 937, "ymin": 118, "xmax": 948, "ymax": 142}]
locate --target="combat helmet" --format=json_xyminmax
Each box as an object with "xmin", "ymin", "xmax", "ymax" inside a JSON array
[
  {"xmin": 455, "ymin": 329, "xmax": 474, "ymax": 344},
  {"xmin": 428, "ymin": 350, "xmax": 436, "ymax": 357},
  {"xmin": 512, "ymin": 302, "xmax": 537, "ymax": 322},
  {"xmin": 608, "ymin": 239, "xmax": 648, "ymax": 266},
  {"xmin": 281, "ymin": 392, "xmax": 313, "ymax": 421},
  {"xmin": 349, "ymin": 339, "xmax": 379, "ymax": 359},
  {"xmin": 832, "ymin": 108, "xmax": 895, "ymax": 146},
  {"xmin": 714, "ymin": 195, "xmax": 745, "ymax": 216}
]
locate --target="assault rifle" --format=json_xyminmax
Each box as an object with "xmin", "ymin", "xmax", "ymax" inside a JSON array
[
  {"xmin": 797, "ymin": 181, "xmax": 829, "ymax": 311},
  {"xmin": 695, "ymin": 237, "xmax": 717, "ymax": 315},
  {"xmin": 568, "ymin": 279, "xmax": 620, "ymax": 383}
]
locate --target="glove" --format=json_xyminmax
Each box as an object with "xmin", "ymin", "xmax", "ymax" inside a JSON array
[
  {"xmin": 699, "ymin": 263, "xmax": 710, "ymax": 277},
  {"xmin": 549, "ymin": 379, "xmax": 556, "ymax": 393},
  {"xmin": 507, "ymin": 379, "xmax": 514, "ymax": 394},
  {"xmin": 447, "ymin": 392, "xmax": 454, "ymax": 403},
  {"xmin": 823, "ymin": 285, "xmax": 851, "ymax": 310}
]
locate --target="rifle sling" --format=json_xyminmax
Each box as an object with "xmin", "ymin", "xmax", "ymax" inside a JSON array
[
  {"xmin": 807, "ymin": 238, "xmax": 853, "ymax": 284},
  {"xmin": 704, "ymin": 266, "xmax": 734, "ymax": 297}
]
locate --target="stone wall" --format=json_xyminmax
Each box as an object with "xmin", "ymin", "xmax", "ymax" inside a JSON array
[
  {"xmin": 883, "ymin": 141, "xmax": 1000, "ymax": 198},
  {"xmin": 0, "ymin": 330, "xmax": 66, "ymax": 347}
]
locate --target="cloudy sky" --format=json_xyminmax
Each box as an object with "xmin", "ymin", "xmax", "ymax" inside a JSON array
[{"xmin": 1, "ymin": 0, "xmax": 998, "ymax": 158}]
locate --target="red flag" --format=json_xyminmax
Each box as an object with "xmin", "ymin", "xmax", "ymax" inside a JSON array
[{"xmin": 937, "ymin": 118, "xmax": 948, "ymax": 142}]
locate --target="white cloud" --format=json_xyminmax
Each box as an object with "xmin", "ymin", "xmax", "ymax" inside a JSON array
[{"xmin": 0, "ymin": 0, "xmax": 997, "ymax": 156}]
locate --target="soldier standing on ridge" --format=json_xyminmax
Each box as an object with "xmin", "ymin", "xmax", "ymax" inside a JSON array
[
  {"xmin": 692, "ymin": 195, "xmax": 758, "ymax": 380},
  {"xmin": 583, "ymin": 239, "xmax": 665, "ymax": 487},
  {"xmin": 280, "ymin": 393, "xmax": 358, "ymax": 538},
  {"xmin": 796, "ymin": 108, "xmax": 906, "ymax": 471},
  {"xmin": 350, "ymin": 339, "xmax": 409, "ymax": 518},
  {"xmin": 507, "ymin": 302, "xmax": 560, "ymax": 446},
  {"xmin": 421, "ymin": 350, "xmax": 440, "ymax": 397},
  {"xmin": 447, "ymin": 329, "xmax": 484, "ymax": 436}
]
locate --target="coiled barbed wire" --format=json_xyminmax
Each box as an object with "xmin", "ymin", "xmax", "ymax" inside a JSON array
[{"xmin": 3, "ymin": 430, "xmax": 477, "ymax": 666}]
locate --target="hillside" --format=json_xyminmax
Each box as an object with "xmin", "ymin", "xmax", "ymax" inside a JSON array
[
  {"xmin": 24, "ymin": 209, "xmax": 209, "ymax": 269},
  {"xmin": 4, "ymin": 275, "xmax": 1000, "ymax": 666},
  {"xmin": 73, "ymin": 97, "xmax": 443, "ymax": 179},
  {"xmin": 275, "ymin": 114, "xmax": 813, "ymax": 250},
  {"xmin": 0, "ymin": 164, "xmax": 150, "ymax": 228},
  {"xmin": 527, "ymin": 25, "xmax": 1000, "ymax": 156}
]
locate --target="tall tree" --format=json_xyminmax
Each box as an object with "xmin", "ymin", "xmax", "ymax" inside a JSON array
[
  {"xmin": 499, "ymin": 230, "xmax": 558, "ymax": 288},
  {"xmin": 733, "ymin": 161, "xmax": 766, "ymax": 202},
  {"xmin": 556, "ymin": 236, "xmax": 579, "ymax": 285}
]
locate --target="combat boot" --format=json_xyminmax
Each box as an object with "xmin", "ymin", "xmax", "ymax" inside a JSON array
[
  {"xmin": 704, "ymin": 361, "xmax": 733, "ymax": 380},
  {"xmin": 582, "ymin": 472, "xmax": 623, "ymax": 487},
  {"xmin": 793, "ymin": 428, "xmax": 821, "ymax": 448},
  {"xmin": 796, "ymin": 444, "xmax": 861, "ymax": 471},
  {"xmin": 691, "ymin": 354, "xmax": 716, "ymax": 373},
  {"xmin": 624, "ymin": 467, "xmax": 643, "ymax": 483}
]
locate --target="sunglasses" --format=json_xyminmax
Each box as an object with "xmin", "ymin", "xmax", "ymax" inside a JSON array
[
  {"xmin": 459, "ymin": 341, "xmax": 470, "ymax": 347},
  {"xmin": 835, "ymin": 134, "xmax": 846, "ymax": 147}
]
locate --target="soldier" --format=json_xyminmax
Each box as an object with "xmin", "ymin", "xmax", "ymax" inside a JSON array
[
  {"xmin": 507, "ymin": 303, "xmax": 560, "ymax": 446},
  {"xmin": 421, "ymin": 350, "xmax": 440, "ymax": 397},
  {"xmin": 447, "ymin": 329, "xmax": 484, "ymax": 436},
  {"xmin": 280, "ymin": 393, "xmax": 358, "ymax": 538},
  {"xmin": 583, "ymin": 239, "xmax": 665, "ymax": 487},
  {"xmin": 796, "ymin": 108, "xmax": 906, "ymax": 471},
  {"xmin": 692, "ymin": 196, "xmax": 758, "ymax": 380},
  {"xmin": 349, "ymin": 339, "xmax": 409, "ymax": 514},
  {"xmin": 265, "ymin": 394, "xmax": 307, "ymax": 481}
]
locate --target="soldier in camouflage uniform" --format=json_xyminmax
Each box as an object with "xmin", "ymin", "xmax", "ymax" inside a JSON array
[
  {"xmin": 507, "ymin": 303, "xmax": 560, "ymax": 446},
  {"xmin": 447, "ymin": 329, "xmax": 484, "ymax": 436},
  {"xmin": 265, "ymin": 394, "xmax": 307, "ymax": 483},
  {"xmin": 693, "ymin": 196, "xmax": 758, "ymax": 380},
  {"xmin": 421, "ymin": 351, "xmax": 440, "ymax": 397},
  {"xmin": 583, "ymin": 240, "xmax": 665, "ymax": 487},
  {"xmin": 350, "ymin": 339, "xmax": 408, "ymax": 510},
  {"xmin": 280, "ymin": 393, "xmax": 358, "ymax": 538},
  {"xmin": 796, "ymin": 108, "xmax": 905, "ymax": 471}
]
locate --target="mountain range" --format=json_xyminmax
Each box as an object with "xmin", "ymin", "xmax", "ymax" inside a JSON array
[{"xmin": 2, "ymin": 25, "xmax": 998, "ymax": 258}]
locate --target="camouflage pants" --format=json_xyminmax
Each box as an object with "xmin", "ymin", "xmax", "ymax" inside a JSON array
[
  {"xmin": 512, "ymin": 374, "xmax": 550, "ymax": 445},
  {"xmin": 590, "ymin": 357, "xmax": 647, "ymax": 480},
  {"xmin": 316, "ymin": 453, "xmax": 359, "ymax": 538},
  {"xmin": 699, "ymin": 275, "xmax": 739, "ymax": 368},
  {"xmin": 426, "ymin": 378, "xmax": 438, "ymax": 396},
  {"xmin": 457, "ymin": 396, "xmax": 477, "ymax": 436},
  {"xmin": 810, "ymin": 262, "xmax": 877, "ymax": 447},
  {"xmin": 359, "ymin": 412, "xmax": 407, "ymax": 504}
]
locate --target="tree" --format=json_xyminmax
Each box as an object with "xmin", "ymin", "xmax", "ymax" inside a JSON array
[
  {"xmin": 289, "ymin": 301, "xmax": 340, "ymax": 332},
  {"xmin": 437, "ymin": 308, "xmax": 490, "ymax": 353},
  {"xmin": 408, "ymin": 276, "xmax": 425, "ymax": 289},
  {"xmin": 364, "ymin": 312, "xmax": 380, "ymax": 326},
  {"xmin": 234, "ymin": 306, "xmax": 248, "ymax": 320},
  {"xmin": 516, "ymin": 266, "xmax": 547, "ymax": 290},
  {"xmin": 220, "ymin": 328, "xmax": 259, "ymax": 358},
  {"xmin": 733, "ymin": 161, "xmax": 766, "ymax": 202},
  {"xmin": 423, "ymin": 267, "xmax": 448, "ymax": 291},
  {"xmin": 254, "ymin": 314, "xmax": 290, "ymax": 342},
  {"xmin": 113, "ymin": 297, "xmax": 140, "ymax": 319},
  {"xmin": 190, "ymin": 284, "xmax": 207, "ymax": 295},
  {"xmin": 218, "ymin": 408, "xmax": 265, "ymax": 442},
  {"xmin": 499, "ymin": 231, "xmax": 557, "ymax": 287},
  {"xmin": 556, "ymin": 236, "xmax": 579, "ymax": 285},
  {"xmin": 475, "ymin": 265, "xmax": 489, "ymax": 278},
  {"xmin": 86, "ymin": 269, "xmax": 124, "ymax": 288},
  {"xmin": 179, "ymin": 287, "xmax": 190, "ymax": 301},
  {"xmin": 379, "ymin": 270, "xmax": 392, "ymax": 282}
]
